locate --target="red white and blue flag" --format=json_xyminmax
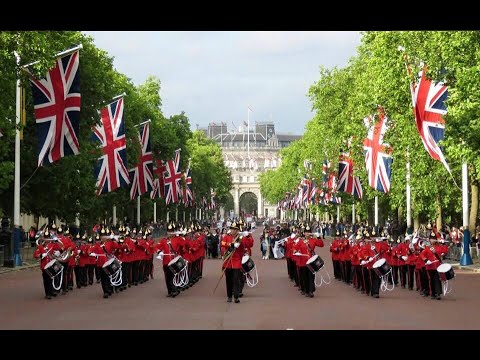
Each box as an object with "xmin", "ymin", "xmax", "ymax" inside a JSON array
[
  {"xmin": 337, "ymin": 152, "xmax": 363, "ymax": 199},
  {"xmin": 183, "ymin": 164, "xmax": 194, "ymax": 206},
  {"xmin": 164, "ymin": 149, "xmax": 183, "ymax": 205},
  {"xmin": 151, "ymin": 159, "xmax": 166, "ymax": 199},
  {"xmin": 92, "ymin": 98, "xmax": 129, "ymax": 195},
  {"xmin": 129, "ymin": 122, "xmax": 154, "ymax": 200},
  {"xmin": 411, "ymin": 65, "xmax": 450, "ymax": 173},
  {"xmin": 30, "ymin": 50, "xmax": 81, "ymax": 166},
  {"xmin": 363, "ymin": 108, "xmax": 393, "ymax": 193}
]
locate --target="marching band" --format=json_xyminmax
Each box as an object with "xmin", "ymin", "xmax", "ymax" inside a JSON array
[{"xmin": 32, "ymin": 218, "xmax": 456, "ymax": 303}]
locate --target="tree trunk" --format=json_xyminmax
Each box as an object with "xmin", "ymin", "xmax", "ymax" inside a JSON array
[
  {"xmin": 413, "ymin": 215, "xmax": 420, "ymax": 232},
  {"xmin": 436, "ymin": 196, "xmax": 442, "ymax": 230},
  {"xmin": 397, "ymin": 207, "xmax": 404, "ymax": 227},
  {"xmin": 469, "ymin": 182, "xmax": 478, "ymax": 233}
]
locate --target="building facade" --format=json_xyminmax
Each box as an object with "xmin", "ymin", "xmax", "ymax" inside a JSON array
[{"xmin": 201, "ymin": 121, "xmax": 301, "ymax": 219}]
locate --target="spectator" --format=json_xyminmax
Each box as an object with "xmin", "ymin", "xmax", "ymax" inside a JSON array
[{"xmin": 28, "ymin": 226, "xmax": 37, "ymax": 247}]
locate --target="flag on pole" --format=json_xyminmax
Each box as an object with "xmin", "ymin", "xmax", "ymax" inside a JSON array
[
  {"xmin": 129, "ymin": 122, "xmax": 153, "ymax": 200},
  {"xmin": 410, "ymin": 64, "xmax": 450, "ymax": 173},
  {"xmin": 337, "ymin": 152, "xmax": 363, "ymax": 199},
  {"xmin": 30, "ymin": 50, "xmax": 81, "ymax": 166},
  {"xmin": 164, "ymin": 149, "xmax": 183, "ymax": 205},
  {"xmin": 363, "ymin": 108, "xmax": 393, "ymax": 193},
  {"xmin": 92, "ymin": 98, "xmax": 129, "ymax": 195},
  {"xmin": 151, "ymin": 159, "xmax": 166, "ymax": 199}
]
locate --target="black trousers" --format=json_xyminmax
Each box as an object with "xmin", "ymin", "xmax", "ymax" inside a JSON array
[
  {"xmin": 419, "ymin": 268, "xmax": 429, "ymax": 295},
  {"xmin": 300, "ymin": 266, "xmax": 315, "ymax": 294},
  {"xmin": 362, "ymin": 267, "xmax": 371, "ymax": 295},
  {"xmin": 87, "ymin": 264, "xmax": 95, "ymax": 285},
  {"xmin": 225, "ymin": 268, "xmax": 242, "ymax": 299},
  {"xmin": 99, "ymin": 267, "xmax": 112, "ymax": 296},
  {"xmin": 407, "ymin": 265, "xmax": 415, "ymax": 290},
  {"xmin": 399, "ymin": 265, "xmax": 408, "ymax": 287},
  {"xmin": 343, "ymin": 261, "xmax": 352, "ymax": 284},
  {"xmin": 369, "ymin": 269, "xmax": 380, "ymax": 296},
  {"xmin": 163, "ymin": 265, "xmax": 177, "ymax": 295},
  {"xmin": 42, "ymin": 270, "xmax": 54, "ymax": 296},
  {"xmin": 427, "ymin": 269, "xmax": 442, "ymax": 297}
]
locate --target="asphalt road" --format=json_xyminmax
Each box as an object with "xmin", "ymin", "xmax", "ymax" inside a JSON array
[{"xmin": 1, "ymin": 226, "xmax": 479, "ymax": 330}]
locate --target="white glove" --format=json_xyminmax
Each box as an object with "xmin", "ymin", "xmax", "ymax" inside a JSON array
[
  {"xmin": 294, "ymin": 252, "xmax": 301, "ymax": 256},
  {"xmin": 234, "ymin": 242, "xmax": 240, "ymax": 248},
  {"xmin": 401, "ymin": 256, "xmax": 408, "ymax": 261},
  {"xmin": 426, "ymin": 260, "xmax": 432, "ymax": 265},
  {"xmin": 314, "ymin": 232, "xmax": 321, "ymax": 238},
  {"xmin": 77, "ymin": 249, "xmax": 81, "ymax": 254},
  {"xmin": 368, "ymin": 257, "xmax": 373, "ymax": 262},
  {"xmin": 361, "ymin": 260, "xmax": 366, "ymax": 265},
  {"xmin": 41, "ymin": 253, "xmax": 48, "ymax": 259},
  {"xmin": 90, "ymin": 252, "xmax": 97, "ymax": 257},
  {"xmin": 290, "ymin": 233, "xmax": 296, "ymax": 239},
  {"xmin": 53, "ymin": 250, "xmax": 61, "ymax": 257},
  {"xmin": 156, "ymin": 251, "xmax": 164, "ymax": 260}
]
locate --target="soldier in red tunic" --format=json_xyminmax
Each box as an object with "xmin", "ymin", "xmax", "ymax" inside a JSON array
[{"xmin": 220, "ymin": 221, "xmax": 253, "ymax": 303}]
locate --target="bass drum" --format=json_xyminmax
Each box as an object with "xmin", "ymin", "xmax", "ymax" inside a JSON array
[
  {"xmin": 241, "ymin": 255, "xmax": 255, "ymax": 274},
  {"xmin": 168, "ymin": 256, "xmax": 187, "ymax": 274},
  {"xmin": 306, "ymin": 255, "xmax": 325, "ymax": 274},
  {"xmin": 373, "ymin": 258, "xmax": 391, "ymax": 277},
  {"xmin": 44, "ymin": 259, "xmax": 63, "ymax": 278},
  {"xmin": 437, "ymin": 263, "xmax": 455, "ymax": 281},
  {"xmin": 102, "ymin": 257, "xmax": 121, "ymax": 276}
]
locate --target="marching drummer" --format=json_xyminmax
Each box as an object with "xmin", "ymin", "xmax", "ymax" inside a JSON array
[
  {"xmin": 220, "ymin": 221, "xmax": 253, "ymax": 303},
  {"xmin": 33, "ymin": 227, "xmax": 62, "ymax": 299},
  {"xmin": 154, "ymin": 223, "xmax": 184, "ymax": 298}
]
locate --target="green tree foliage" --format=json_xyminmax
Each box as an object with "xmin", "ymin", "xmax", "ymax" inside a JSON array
[
  {"xmin": 0, "ymin": 31, "xmax": 233, "ymax": 226},
  {"xmin": 261, "ymin": 31, "xmax": 480, "ymax": 229}
]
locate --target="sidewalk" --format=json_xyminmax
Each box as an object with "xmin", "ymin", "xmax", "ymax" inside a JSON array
[
  {"xmin": 0, "ymin": 246, "xmax": 38, "ymax": 274},
  {"xmin": 0, "ymin": 261, "xmax": 38, "ymax": 275},
  {"xmin": 444, "ymin": 257, "xmax": 480, "ymax": 273}
]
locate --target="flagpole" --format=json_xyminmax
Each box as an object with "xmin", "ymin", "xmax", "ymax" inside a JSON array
[
  {"xmin": 13, "ymin": 51, "xmax": 22, "ymax": 266},
  {"xmin": 337, "ymin": 205, "xmax": 340, "ymax": 223},
  {"xmin": 137, "ymin": 196, "xmax": 141, "ymax": 225},
  {"xmin": 153, "ymin": 202, "xmax": 157, "ymax": 223},
  {"xmin": 113, "ymin": 205, "xmax": 117, "ymax": 226},
  {"xmin": 374, "ymin": 196, "xmax": 378, "ymax": 230},
  {"xmin": 21, "ymin": 44, "xmax": 83, "ymax": 69},
  {"xmin": 406, "ymin": 155, "xmax": 412, "ymax": 232},
  {"xmin": 247, "ymin": 106, "xmax": 250, "ymax": 159},
  {"xmin": 352, "ymin": 203, "xmax": 355, "ymax": 226},
  {"xmin": 460, "ymin": 163, "xmax": 473, "ymax": 265}
]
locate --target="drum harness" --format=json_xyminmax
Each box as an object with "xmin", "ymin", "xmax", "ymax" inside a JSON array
[
  {"xmin": 306, "ymin": 242, "xmax": 331, "ymax": 287},
  {"xmin": 44, "ymin": 245, "xmax": 65, "ymax": 291},
  {"xmin": 372, "ymin": 246, "xmax": 394, "ymax": 292},
  {"xmin": 167, "ymin": 240, "xmax": 189, "ymax": 288},
  {"xmin": 101, "ymin": 244, "xmax": 123, "ymax": 287},
  {"xmin": 429, "ymin": 246, "xmax": 452, "ymax": 296}
]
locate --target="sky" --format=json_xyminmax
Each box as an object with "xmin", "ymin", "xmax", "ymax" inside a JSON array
[{"xmin": 84, "ymin": 31, "xmax": 361, "ymax": 135}]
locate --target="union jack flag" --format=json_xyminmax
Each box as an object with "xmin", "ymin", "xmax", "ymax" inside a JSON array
[
  {"xmin": 337, "ymin": 152, "xmax": 363, "ymax": 199},
  {"xmin": 129, "ymin": 122, "xmax": 154, "ymax": 200},
  {"xmin": 151, "ymin": 159, "xmax": 166, "ymax": 199},
  {"xmin": 164, "ymin": 149, "xmax": 182, "ymax": 205},
  {"xmin": 92, "ymin": 98, "xmax": 129, "ymax": 195},
  {"xmin": 183, "ymin": 164, "xmax": 194, "ymax": 206},
  {"xmin": 363, "ymin": 108, "xmax": 393, "ymax": 193},
  {"xmin": 411, "ymin": 65, "xmax": 450, "ymax": 173},
  {"xmin": 30, "ymin": 50, "xmax": 81, "ymax": 166}
]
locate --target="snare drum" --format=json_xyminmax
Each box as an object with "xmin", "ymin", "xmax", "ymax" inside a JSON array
[
  {"xmin": 44, "ymin": 259, "xmax": 63, "ymax": 278},
  {"xmin": 102, "ymin": 257, "xmax": 121, "ymax": 276},
  {"xmin": 168, "ymin": 256, "xmax": 187, "ymax": 274},
  {"xmin": 306, "ymin": 255, "xmax": 325, "ymax": 274},
  {"xmin": 373, "ymin": 258, "xmax": 391, "ymax": 277},
  {"xmin": 437, "ymin": 263, "xmax": 455, "ymax": 281},
  {"xmin": 241, "ymin": 255, "xmax": 255, "ymax": 274}
]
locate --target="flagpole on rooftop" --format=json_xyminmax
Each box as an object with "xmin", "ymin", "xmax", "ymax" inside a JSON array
[{"xmin": 12, "ymin": 51, "xmax": 22, "ymax": 266}]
